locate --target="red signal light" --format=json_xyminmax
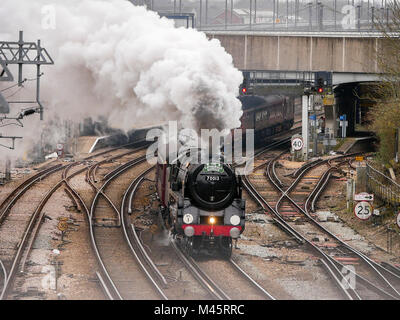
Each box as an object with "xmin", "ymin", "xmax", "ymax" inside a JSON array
[
  {"xmin": 242, "ymin": 88, "xmax": 247, "ymax": 94},
  {"xmin": 318, "ymin": 87, "xmax": 324, "ymax": 94}
]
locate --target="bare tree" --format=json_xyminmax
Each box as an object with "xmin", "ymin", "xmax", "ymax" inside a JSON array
[{"xmin": 368, "ymin": 1, "xmax": 400, "ymax": 164}]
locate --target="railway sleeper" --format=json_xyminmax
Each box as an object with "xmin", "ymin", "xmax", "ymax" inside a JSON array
[{"xmin": 93, "ymin": 223, "xmax": 120, "ymax": 228}]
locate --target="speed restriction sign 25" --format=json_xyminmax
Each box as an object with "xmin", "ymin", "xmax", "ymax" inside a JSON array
[
  {"xmin": 291, "ymin": 137, "xmax": 304, "ymax": 151},
  {"xmin": 354, "ymin": 201, "xmax": 373, "ymax": 221}
]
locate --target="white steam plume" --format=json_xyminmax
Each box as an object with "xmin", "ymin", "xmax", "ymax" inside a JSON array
[{"xmin": 0, "ymin": 0, "xmax": 243, "ymax": 161}]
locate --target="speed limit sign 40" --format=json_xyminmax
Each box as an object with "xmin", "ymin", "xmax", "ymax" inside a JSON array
[
  {"xmin": 354, "ymin": 201, "xmax": 373, "ymax": 221},
  {"xmin": 291, "ymin": 137, "xmax": 304, "ymax": 151}
]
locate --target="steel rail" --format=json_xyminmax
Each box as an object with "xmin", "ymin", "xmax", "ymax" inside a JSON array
[
  {"xmin": 95, "ymin": 271, "xmax": 115, "ymax": 300},
  {"xmin": 271, "ymin": 155, "xmax": 284, "ymax": 188},
  {"xmin": 88, "ymin": 155, "xmax": 155, "ymax": 299},
  {"xmin": 267, "ymin": 152, "xmax": 400, "ymax": 299},
  {"xmin": 64, "ymin": 168, "xmax": 122, "ymax": 300},
  {"xmin": 83, "ymin": 139, "xmax": 150, "ymax": 160},
  {"xmin": 229, "ymin": 259, "xmax": 276, "ymax": 300},
  {"xmin": 152, "ymin": 177, "xmax": 235, "ymax": 300},
  {"xmin": 318, "ymin": 258, "xmax": 356, "ymax": 300},
  {"xmin": 246, "ymin": 159, "xmax": 362, "ymax": 299},
  {"xmin": 0, "ymin": 259, "xmax": 7, "ymax": 294},
  {"xmin": 86, "ymin": 145, "xmax": 149, "ymax": 226},
  {"xmin": 0, "ymin": 163, "xmax": 61, "ymax": 210},
  {"xmin": 63, "ymin": 148, "xmax": 153, "ymax": 299},
  {"xmin": 89, "ymin": 155, "xmax": 147, "ymax": 221},
  {"xmin": 0, "ymin": 164, "xmax": 64, "ymax": 225},
  {"xmin": 242, "ymin": 173, "xmax": 361, "ymax": 300},
  {"xmin": 0, "ymin": 165, "xmax": 71, "ymax": 299},
  {"xmin": 2, "ymin": 163, "xmax": 108, "ymax": 299},
  {"xmin": 19, "ymin": 163, "xmax": 88, "ymax": 273},
  {"xmin": 243, "ymin": 148, "xmax": 391, "ymax": 299},
  {"xmin": 302, "ymin": 159, "xmax": 400, "ymax": 298},
  {"xmin": 0, "ymin": 141, "xmax": 150, "ymax": 300},
  {"xmin": 170, "ymin": 239, "xmax": 231, "ymax": 300},
  {"xmin": 120, "ymin": 169, "xmax": 168, "ymax": 299},
  {"xmin": 242, "ymin": 176, "xmax": 305, "ymax": 244}
]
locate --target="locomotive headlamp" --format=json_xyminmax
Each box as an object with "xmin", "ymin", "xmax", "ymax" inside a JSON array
[
  {"xmin": 230, "ymin": 215, "xmax": 240, "ymax": 226},
  {"xmin": 209, "ymin": 216, "xmax": 216, "ymax": 225},
  {"xmin": 183, "ymin": 214, "xmax": 194, "ymax": 224}
]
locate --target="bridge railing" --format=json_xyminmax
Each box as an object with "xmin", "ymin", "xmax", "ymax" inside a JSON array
[
  {"xmin": 156, "ymin": 1, "xmax": 393, "ymax": 33},
  {"xmin": 199, "ymin": 19, "xmax": 386, "ymax": 33},
  {"xmin": 366, "ymin": 162, "xmax": 400, "ymax": 207},
  {"xmin": 244, "ymin": 70, "xmax": 317, "ymax": 87}
]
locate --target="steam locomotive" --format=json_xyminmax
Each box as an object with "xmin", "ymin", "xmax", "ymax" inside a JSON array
[
  {"xmin": 155, "ymin": 94, "xmax": 293, "ymax": 258},
  {"xmin": 156, "ymin": 148, "xmax": 245, "ymax": 258}
]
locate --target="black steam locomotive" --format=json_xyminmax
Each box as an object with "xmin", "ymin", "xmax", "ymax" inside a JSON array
[{"xmin": 156, "ymin": 148, "xmax": 245, "ymax": 258}]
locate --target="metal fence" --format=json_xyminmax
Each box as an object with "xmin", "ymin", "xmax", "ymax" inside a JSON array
[
  {"xmin": 366, "ymin": 163, "xmax": 400, "ymax": 206},
  {"xmin": 144, "ymin": 0, "xmax": 394, "ymax": 33}
]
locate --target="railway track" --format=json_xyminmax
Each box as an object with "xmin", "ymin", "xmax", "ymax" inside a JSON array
[
  {"xmin": 0, "ymin": 164, "xmax": 68, "ymax": 299},
  {"xmin": 0, "ymin": 144, "xmax": 227, "ymax": 301},
  {"xmin": 243, "ymin": 143, "xmax": 400, "ymax": 300},
  {"xmin": 120, "ymin": 166, "xmax": 169, "ymax": 299},
  {"xmin": 3, "ymin": 130, "xmax": 392, "ymax": 301},
  {"xmin": 87, "ymin": 157, "xmax": 231, "ymax": 300},
  {"xmin": 124, "ymin": 168, "xmax": 233, "ymax": 300},
  {"xmin": 121, "ymin": 166, "xmax": 275, "ymax": 300},
  {"xmin": 170, "ymin": 238, "xmax": 275, "ymax": 300},
  {"xmin": 87, "ymin": 154, "xmax": 164, "ymax": 300},
  {"xmin": 0, "ymin": 142, "xmax": 149, "ymax": 300}
]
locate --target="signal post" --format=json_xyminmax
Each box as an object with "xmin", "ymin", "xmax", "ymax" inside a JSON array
[{"xmin": 300, "ymin": 71, "xmax": 333, "ymax": 161}]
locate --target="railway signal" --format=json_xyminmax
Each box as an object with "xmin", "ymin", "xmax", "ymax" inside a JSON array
[
  {"xmin": 317, "ymin": 76, "xmax": 324, "ymax": 94},
  {"xmin": 313, "ymin": 71, "xmax": 332, "ymax": 95},
  {"xmin": 240, "ymin": 71, "xmax": 251, "ymax": 95}
]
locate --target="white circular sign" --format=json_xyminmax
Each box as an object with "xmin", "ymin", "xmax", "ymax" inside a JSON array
[
  {"xmin": 183, "ymin": 214, "xmax": 193, "ymax": 224},
  {"xmin": 354, "ymin": 201, "xmax": 373, "ymax": 220},
  {"xmin": 397, "ymin": 212, "xmax": 400, "ymax": 229},
  {"xmin": 56, "ymin": 143, "xmax": 64, "ymax": 150},
  {"xmin": 291, "ymin": 137, "xmax": 304, "ymax": 151}
]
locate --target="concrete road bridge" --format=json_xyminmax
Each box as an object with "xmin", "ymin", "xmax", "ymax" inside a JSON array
[
  {"xmin": 206, "ymin": 31, "xmax": 385, "ymax": 75},
  {"xmin": 205, "ymin": 31, "xmax": 390, "ymax": 138}
]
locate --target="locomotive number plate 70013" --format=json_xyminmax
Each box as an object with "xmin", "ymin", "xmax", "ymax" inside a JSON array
[{"xmin": 206, "ymin": 176, "xmax": 220, "ymax": 181}]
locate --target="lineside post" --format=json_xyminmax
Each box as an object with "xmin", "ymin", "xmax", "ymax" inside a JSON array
[{"xmin": 302, "ymin": 95, "xmax": 309, "ymax": 161}]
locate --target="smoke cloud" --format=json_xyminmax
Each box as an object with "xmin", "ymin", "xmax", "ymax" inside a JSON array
[{"xmin": 0, "ymin": 0, "xmax": 243, "ymax": 161}]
